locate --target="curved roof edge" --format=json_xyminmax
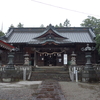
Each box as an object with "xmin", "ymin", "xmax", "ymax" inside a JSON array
[{"xmin": 0, "ymin": 40, "xmax": 14, "ymax": 51}]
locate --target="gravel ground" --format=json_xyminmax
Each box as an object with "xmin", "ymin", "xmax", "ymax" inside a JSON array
[
  {"xmin": 0, "ymin": 81, "xmax": 41, "ymax": 100},
  {"xmin": 0, "ymin": 87, "xmax": 35, "ymax": 100},
  {"xmin": 59, "ymin": 82, "xmax": 100, "ymax": 100},
  {"xmin": 0, "ymin": 81, "xmax": 100, "ymax": 100}
]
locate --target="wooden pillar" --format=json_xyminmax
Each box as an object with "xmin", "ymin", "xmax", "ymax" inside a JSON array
[{"xmin": 34, "ymin": 48, "xmax": 36, "ymax": 66}]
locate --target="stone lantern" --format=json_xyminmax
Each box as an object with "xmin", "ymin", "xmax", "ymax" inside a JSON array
[
  {"xmin": 2, "ymin": 48, "xmax": 19, "ymax": 82},
  {"xmin": 81, "ymin": 44, "xmax": 98, "ymax": 82},
  {"xmin": 5, "ymin": 47, "xmax": 19, "ymax": 70},
  {"xmin": 5, "ymin": 52, "xmax": 15, "ymax": 70},
  {"xmin": 71, "ymin": 51, "xmax": 77, "ymax": 65},
  {"xmin": 24, "ymin": 52, "xmax": 29, "ymax": 66}
]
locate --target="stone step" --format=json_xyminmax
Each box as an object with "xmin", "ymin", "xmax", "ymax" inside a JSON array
[
  {"xmin": 30, "ymin": 66, "xmax": 70, "ymax": 81},
  {"xmin": 33, "ymin": 66, "xmax": 66, "ymax": 72},
  {"xmin": 34, "ymin": 68, "xmax": 65, "ymax": 71},
  {"xmin": 32, "ymin": 70, "xmax": 69, "ymax": 74},
  {"xmin": 30, "ymin": 71, "xmax": 70, "ymax": 81}
]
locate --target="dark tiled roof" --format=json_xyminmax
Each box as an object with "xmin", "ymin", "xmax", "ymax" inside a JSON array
[{"xmin": 4, "ymin": 25, "xmax": 96, "ymax": 44}]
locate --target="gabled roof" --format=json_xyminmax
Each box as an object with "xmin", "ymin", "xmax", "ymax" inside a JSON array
[
  {"xmin": 3, "ymin": 24, "xmax": 96, "ymax": 44},
  {"xmin": 35, "ymin": 24, "xmax": 67, "ymax": 39}
]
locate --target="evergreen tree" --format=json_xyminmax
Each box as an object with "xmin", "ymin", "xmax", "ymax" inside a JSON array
[
  {"xmin": 63, "ymin": 19, "xmax": 71, "ymax": 27},
  {"xmin": 0, "ymin": 31, "xmax": 5, "ymax": 36},
  {"xmin": 80, "ymin": 16, "xmax": 100, "ymax": 34},
  {"xmin": 95, "ymin": 34, "xmax": 100, "ymax": 54},
  {"xmin": 17, "ymin": 23, "xmax": 24, "ymax": 28}
]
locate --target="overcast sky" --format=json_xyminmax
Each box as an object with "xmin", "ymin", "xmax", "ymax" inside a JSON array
[{"xmin": 0, "ymin": 0, "xmax": 100, "ymax": 33}]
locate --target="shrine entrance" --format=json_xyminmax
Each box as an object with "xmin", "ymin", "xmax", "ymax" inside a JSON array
[
  {"xmin": 44, "ymin": 55, "xmax": 56, "ymax": 66},
  {"xmin": 32, "ymin": 47, "xmax": 67, "ymax": 66}
]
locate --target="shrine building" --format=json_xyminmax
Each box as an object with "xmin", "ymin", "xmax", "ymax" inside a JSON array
[{"xmin": 0, "ymin": 24, "xmax": 97, "ymax": 66}]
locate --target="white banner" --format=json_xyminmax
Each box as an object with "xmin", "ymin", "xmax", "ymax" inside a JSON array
[{"xmin": 64, "ymin": 54, "xmax": 67, "ymax": 64}]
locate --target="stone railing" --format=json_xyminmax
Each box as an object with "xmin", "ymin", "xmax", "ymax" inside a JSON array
[
  {"xmin": 93, "ymin": 64, "xmax": 100, "ymax": 71},
  {"xmin": 69, "ymin": 64, "xmax": 100, "ymax": 72},
  {"xmin": 0, "ymin": 66, "xmax": 5, "ymax": 71},
  {"xmin": 0, "ymin": 65, "xmax": 32, "ymax": 71},
  {"xmin": 0, "ymin": 65, "xmax": 32, "ymax": 81},
  {"xmin": 69, "ymin": 65, "xmax": 84, "ymax": 82},
  {"xmin": 14, "ymin": 66, "xmax": 32, "ymax": 71},
  {"xmin": 69, "ymin": 65, "xmax": 84, "ymax": 72},
  {"xmin": 69, "ymin": 64, "xmax": 100, "ymax": 82},
  {"xmin": 93, "ymin": 64, "xmax": 100, "ymax": 81}
]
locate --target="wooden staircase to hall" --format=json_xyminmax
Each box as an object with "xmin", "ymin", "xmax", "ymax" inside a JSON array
[{"xmin": 29, "ymin": 66, "xmax": 71, "ymax": 81}]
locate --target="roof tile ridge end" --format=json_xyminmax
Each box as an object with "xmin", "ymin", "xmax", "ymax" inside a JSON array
[{"xmin": 89, "ymin": 28, "xmax": 96, "ymax": 40}]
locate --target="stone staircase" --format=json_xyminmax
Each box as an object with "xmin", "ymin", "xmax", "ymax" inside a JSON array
[{"xmin": 29, "ymin": 66, "xmax": 70, "ymax": 81}]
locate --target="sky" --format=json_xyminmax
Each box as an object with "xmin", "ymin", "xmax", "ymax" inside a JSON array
[{"xmin": 0, "ymin": 0, "xmax": 100, "ymax": 33}]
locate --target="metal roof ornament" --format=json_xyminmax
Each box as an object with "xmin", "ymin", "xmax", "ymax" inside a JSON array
[{"xmin": 47, "ymin": 24, "xmax": 54, "ymax": 30}]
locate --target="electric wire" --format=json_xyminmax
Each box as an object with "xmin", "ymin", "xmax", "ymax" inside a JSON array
[{"xmin": 31, "ymin": 0, "xmax": 100, "ymax": 17}]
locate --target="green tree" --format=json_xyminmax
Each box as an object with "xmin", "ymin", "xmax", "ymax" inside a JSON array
[
  {"xmin": 59, "ymin": 23, "xmax": 63, "ymax": 27},
  {"xmin": 55, "ymin": 24, "xmax": 59, "ymax": 27},
  {"xmin": 9, "ymin": 24, "xmax": 14, "ymax": 28},
  {"xmin": 17, "ymin": 23, "xmax": 24, "ymax": 28},
  {"xmin": 63, "ymin": 19, "xmax": 71, "ymax": 27},
  {"xmin": 95, "ymin": 34, "xmax": 100, "ymax": 54},
  {"xmin": 80, "ymin": 16, "xmax": 100, "ymax": 34},
  {"xmin": 0, "ymin": 31, "xmax": 5, "ymax": 36},
  {"xmin": 55, "ymin": 18, "xmax": 71, "ymax": 27}
]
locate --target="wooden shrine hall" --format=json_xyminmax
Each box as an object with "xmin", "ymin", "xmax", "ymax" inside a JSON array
[{"xmin": 0, "ymin": 24, "xmax": 97, "ymax": 66}]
